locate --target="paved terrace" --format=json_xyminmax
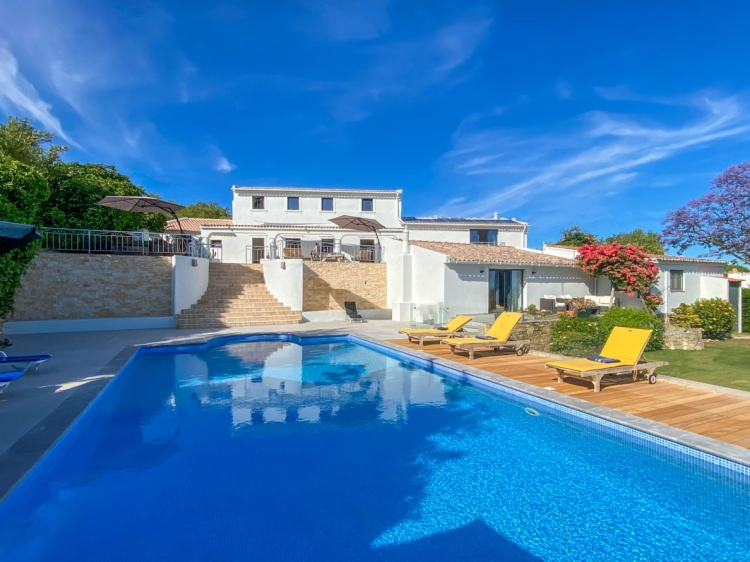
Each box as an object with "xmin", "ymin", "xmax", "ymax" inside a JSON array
[{"xmin": 2, "ymin": 321, "xmax": 750, "ymax": 498}]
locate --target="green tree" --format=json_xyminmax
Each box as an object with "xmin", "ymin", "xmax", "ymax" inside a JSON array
[
  {"xmin": 0, "ymin": 117, "xmax": 67, "ymax": 170},
  {"xmin": 0, "ymin": 155, "xmax": 50, "ymax": 318},
  {"xmin": 42, "ymin": 163, "xmax": 167, "ymax": 231},
  {"xmin": 556, "ymin": 225, "xmax": 598, "ymax": 247},
  {"xmin": 177, "ymin": 201, "xmax": 231, "ymax": 219},
  {"xmin": 725, "ymin": 264, "xmax": 750, "ymax": 273},
  {"xmin": 605, "ymin": 228, "xmax": 665, "ymax": 254}
]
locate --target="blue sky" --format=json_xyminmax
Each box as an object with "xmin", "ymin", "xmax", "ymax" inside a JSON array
[{"xmin": 1, "ymin": 0, "xmax": 749, "ymax": 248}]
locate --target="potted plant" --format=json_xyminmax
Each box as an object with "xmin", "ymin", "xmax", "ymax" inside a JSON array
[{"xmin": 567, "ymin": 297, "xmax": 598, "ymax": 317}]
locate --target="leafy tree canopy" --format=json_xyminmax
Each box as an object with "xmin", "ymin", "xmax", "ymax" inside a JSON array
[
  {"xmin": 0, "ymin": 117, "xmax": 67, "ymax": 170},
  {"xmin": 725, "ymin": 264, "xmax": 750, "ymax": 273},
  {"xmin": 605, "ymin": 228, "xmax": 665, "ymax": 254},
  {"xmin": 662, "ymin": 161, "xmax": 750, "ymax": 264},
  {"xmin": 0, "ymin": 155, "xmax": 50, "ymax": 223},
  {"xmin": 177, "ymin": 201, "xmax": 231, "ymax": 219},
  {"xmin": 42, "ymin": 163, "xmax": 166, "ymax": 231},
  {"xmin": 556, "ymin": 225, "xmax": 598, "ymax": 247}
]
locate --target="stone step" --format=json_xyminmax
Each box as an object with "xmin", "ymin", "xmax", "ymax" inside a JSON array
[{"xmin": 194, "ymin": 297, "xmax": 282, "ymax": 306}]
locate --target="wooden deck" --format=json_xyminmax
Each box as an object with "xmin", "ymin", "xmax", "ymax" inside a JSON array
[{"xmin": 388, "ymin": 339, "xmax": 750, "ymax": 450}]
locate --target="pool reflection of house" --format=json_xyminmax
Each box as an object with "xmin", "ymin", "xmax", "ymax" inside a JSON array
[{"xmin": 173, "ymin": 343, "xmax": 447, "ymax": 428}]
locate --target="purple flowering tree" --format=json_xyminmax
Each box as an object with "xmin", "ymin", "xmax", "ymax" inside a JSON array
[{"xmin": 662, "ymin": 162, "xmax": 750, "ymax": 264}]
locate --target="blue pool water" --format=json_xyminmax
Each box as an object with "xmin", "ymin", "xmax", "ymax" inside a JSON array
[{"xmin": 0, "ymin": 336, "xmax": 749, "ymax": 561}]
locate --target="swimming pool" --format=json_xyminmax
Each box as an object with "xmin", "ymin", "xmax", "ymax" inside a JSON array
[{"xmin": 0, "ymin": 335, "xmax": 748, "ymax": 561}]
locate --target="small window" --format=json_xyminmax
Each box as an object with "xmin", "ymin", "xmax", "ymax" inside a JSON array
[
  {"xmin": 321, "ymin": 197, "xmax": 334, "ymax": 211},
  {"xmin": 361, "ymin": 198, "xmax": 374, "ymax": 212},
  {"xmin": 287, "ymin": 196, "xmax": 300, "ymax": 211},
  {"xmin": 252, "ymin": 196, "xmax": 264, "ymax": 210},
  {"xmin": 670, "ymin": 270, "xmax": 685, "ymax": 292}
]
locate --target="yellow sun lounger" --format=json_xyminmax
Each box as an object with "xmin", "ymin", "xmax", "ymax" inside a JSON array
[
  {"xmin": 440, "ymin": 312, "xmax": 530, "ymax": 360},
  {"xmin": 399, "ymin": 315, "xmax": 473, "ymax": 346},
  {"xmin": 545, "ymin": 326, "xmax": 668, "ymax": 393}
]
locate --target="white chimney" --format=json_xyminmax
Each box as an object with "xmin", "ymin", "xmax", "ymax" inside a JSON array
[{"xmin": 493, "ymin": 212, "xmax": 498, "ymax": 219}]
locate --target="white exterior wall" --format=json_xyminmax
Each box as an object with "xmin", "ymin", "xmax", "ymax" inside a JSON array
[
  {"xmin": 409, "ymin": 246, "xmax": 446, "ymax": 306},
  {"xmin": 443, "ymin": 264, "xmax": 489, "ymax": 315},
  {"xmin": 542, "ymin": 245, "xmax": 578, "ymax": 259},
  {"xmin": 232, "ymin": 188, "xmax": 402, "ymax": 228},
  {"xmin": 261, "ymin": 259, "xmax": 303, "ymax": 311},
  {"xmin": 408, "ymin": 226, "xmax": 527, "ymax": 247},
  {"xmin": 656, "ymin": 263, "xmax": 727, "ymax": 313},
  {"xmin": 171, "ymin": 256, "xmax": 209, "ymax": 314}
]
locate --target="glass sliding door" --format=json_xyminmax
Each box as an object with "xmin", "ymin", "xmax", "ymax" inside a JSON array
[{"xmin": 488, "ymin": 269, "xmax": 524, "ymax": 312}]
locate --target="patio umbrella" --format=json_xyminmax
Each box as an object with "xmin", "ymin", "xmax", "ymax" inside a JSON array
[
  {"xmin": 96, "ymin": 196, "xmax": 186, "ymax": 234},
  {"xmin": 0, "ymin": 221, "xmax": 41, "ymax": 255},
  {"xmin": 328, "ymin": 215, "xmax": 385, "ymax": 245}
]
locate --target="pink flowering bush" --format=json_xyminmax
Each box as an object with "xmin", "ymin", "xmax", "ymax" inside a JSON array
[{"xmin": 577, "ymin": 242, "xmax": 662, "ymax": 311}]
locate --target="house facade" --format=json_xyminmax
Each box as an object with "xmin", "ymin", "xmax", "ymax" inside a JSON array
[
  {"xmin": 166, "ymin": 186, "xmax": 529, "ymax": 264},
  {"xmin": 163, "ymin": 186, "xmax": 738, "ymax": 327}
]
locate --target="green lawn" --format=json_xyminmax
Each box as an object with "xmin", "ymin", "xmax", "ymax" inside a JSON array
[{"xmin": 647, "ymin": 338, "xmax": 750, "ymax": 392}]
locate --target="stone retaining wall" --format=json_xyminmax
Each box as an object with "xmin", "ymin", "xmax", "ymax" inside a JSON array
[
  {"xmin": 664, "ymin": 324, "xmax": 704, "ymax": 350},
  {"xmin": 8, "ymin": 252, "xmax": 173, "ymax": 321},
  {"xmin": 512, "ymin": 319, "xmax": 555, "ymax": 352},
  {"xmin": 303, "ymin": 262, "xmax": 387, "ymax": 311}
]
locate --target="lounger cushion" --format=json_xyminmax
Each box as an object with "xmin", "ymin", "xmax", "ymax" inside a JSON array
[
  {"xmin": 399, "ymin": 315, "xmax": 472, "ymax": 336},
  {"xmin": 546, "ymin": 358, "xmax": 629, "ymax": 373},
  {"xmin": 476, "ymin": 335, "xmax": 497, "ymax": 340},
  {"xmin": 0, "ymin": 371, "xmax": 24, "ymax": 383}
]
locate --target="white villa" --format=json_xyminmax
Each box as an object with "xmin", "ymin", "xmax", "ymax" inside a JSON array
[{"xmin": 164, "ymin": 186, "xmax": 740, "ymax": 327}]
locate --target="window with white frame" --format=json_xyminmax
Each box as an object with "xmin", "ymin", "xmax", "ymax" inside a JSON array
[
  {"xmin": 287, "ymin": 196, "xmax": 300, "ymax": 210},
  {"xmin": 321, "ymin": 197, "xmax": 334, "ymax": 211},
  {"xmin": 670, "ymin": 270, "xmax": 685, "ymax": 292},
  {"xmin": 252, "ymin": 196, "xmax": 264, "ymax": 210},
  {"xmin": 361, "ymin": 198, "xmax": 374, "ymax": 212}
]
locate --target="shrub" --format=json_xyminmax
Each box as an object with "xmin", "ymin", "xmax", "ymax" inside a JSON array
[
  {"xmin": 744, "ymin": 289, "xmax": 750, "ymax": 333},
  {"xmin": 525, "ymin": 304, "xmax": 538, "ymax": 314},
  {"xmin": 692, "ymin": 298, "xmax": 735, "ymax": 339},
  {"xmin": 598, "ymin": 307, "xmax": 664, "ymax": 351},
  {"xmin": 550, "ymin": 316, "xmax": 603, "ymax": 357},
  {"xmin": 669, "ymin": 303, "xmax": 701, "ymax": 328}
]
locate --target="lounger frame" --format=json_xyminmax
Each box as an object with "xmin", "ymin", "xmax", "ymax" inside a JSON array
[
  {"xmin": 549, "ymin": 360, "xmax": 668, "ymax": 393},
  {"xmin": 441, "ymin": 338, "xmax": 531, "ymax": 360},
  {"xmin": 405, "ymin": 330, "xmax": 473, "ymax": 347}
]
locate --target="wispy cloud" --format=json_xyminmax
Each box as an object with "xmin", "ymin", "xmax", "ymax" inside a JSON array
[
  {"xmin": 214, "ymin": 155, "xmax": 237, "ymax": 173},
  {"xmin": 319, "ymin": 14, "xmax": 493, "ymax": 121},
  {"xmin": 306, "ymin": 0, "xmax": 391, "ymax": 41},
  {"xmin": 555, "ymin": 79, "xmax": 572, "ymax": 100},
  {"xmin": 433, "ymin": 92, "xmax": 750, "ymax": 218},
  {"xmin": 0, "ymin": 43, "xmax": 71, "ymax": 142}
]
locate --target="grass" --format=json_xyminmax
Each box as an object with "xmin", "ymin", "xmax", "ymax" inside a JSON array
[{"xmin": 646, "ymin": 338, "xmax": 750, "ymax": 392}]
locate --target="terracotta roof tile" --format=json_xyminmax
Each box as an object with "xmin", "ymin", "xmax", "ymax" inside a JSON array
[
  {"xmin": 411, "ymin": 241, "xmax": 576, "ymax": 265},
  {"xmin": 165, "ymin": 218, "xmax": 233, "ymax": 232}
]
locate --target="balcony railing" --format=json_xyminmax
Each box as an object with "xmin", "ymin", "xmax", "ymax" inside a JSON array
[
  {"xmin": 276, "ymin": 240, "xmax": 384, "ymax": 262},
  {"xmin": 40, "ymin": 228, "xmax": 210, "ymax": 258}
]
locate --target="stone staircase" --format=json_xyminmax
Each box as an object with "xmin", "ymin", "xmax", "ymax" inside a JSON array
[{"xmin": 176, "ymin": 263, "xmax": 303, "ymax": 329}]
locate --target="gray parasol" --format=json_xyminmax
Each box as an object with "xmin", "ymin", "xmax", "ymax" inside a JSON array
[
  {"xmin": 96, "ymin": 196, "xmax": 185, "ymax": 233},
  {"xmin": 328, "ymin": 215, "xmax": 385, "ymax": 245}
]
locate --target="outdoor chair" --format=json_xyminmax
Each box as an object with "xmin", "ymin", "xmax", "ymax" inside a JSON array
[
  {"xmin": 0, "ymin": 352, "xmax": 52, "ymax": 393},
  {"xmin": 545, "ymin": 327, "xmax": 668, "ymax": 392},
  {"xmin": 344, "ymin": 302, "xmax": 364, "ymax": 323},
  {"xmin": 399, "ymin": 315, "xmax": 473, "ymax": 346},
  {"xmin": 440, "ymin": 312, "xmax": 530, "ymax": 360}
]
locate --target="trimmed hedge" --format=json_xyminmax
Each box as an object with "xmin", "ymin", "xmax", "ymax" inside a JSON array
[
  {"xmin": 550, "ymin": 307, "xmax": 665, "ymax": 357},
  {"xmin": 743, "ymin": 289, "xmax": 750, "ymax": 333}
]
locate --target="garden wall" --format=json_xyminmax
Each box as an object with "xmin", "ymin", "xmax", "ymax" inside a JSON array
[
  {"xmin": 303, "ymin": 262, "xmax": 387, "ymax": 311},
  {"xmin": 8, "ymin": 251, "xmax": 173, "ymax": 321},
  {"xmin": 663, "ymin": 325, "xmax": 704, "ymax": 350},
  {"xmin": 512, "ymin": 319, "xmax": 555, "ymax": 352}
]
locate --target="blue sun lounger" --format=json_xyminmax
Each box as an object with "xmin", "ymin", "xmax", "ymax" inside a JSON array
[{"xmin": 0, "ymin": 353, "xmax": 52, "ymax": 393}]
